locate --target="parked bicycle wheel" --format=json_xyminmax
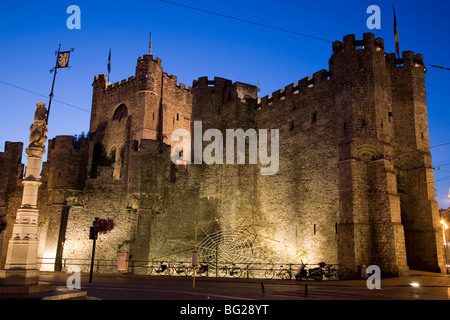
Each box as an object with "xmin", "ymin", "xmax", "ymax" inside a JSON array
[
  {"xmin": 197, "ymin": 265, "xmax": 209, "ymax": 277},
  {"xmin": 218, "ymin": 267, "xmax": 228, "ymax": 278},
  {"xmin": 173, "ymin": 266, "xmax": 184, "ymax": 276},
  {"xmin": 231, "ymin": 267, "xmax": 242, "ymax": 278},
  {"xmin": 311, "ymin": 270, "xmax": 323, "ymax": 281},
  {"xmin": 165, "ymin": 266, "xmax": 174, "ymax": 276},
  {"xmin": 184, "ymin": 266, "xmax": 193, "ymax": 277},
  {"xmin": 325, "ymin": 268, "xmax": 338, "ymax": 280},
  {"xmin": 279, "ymin": 269, "xmax": 291, "ymax": 280},
  {"xmin": 145, "ymin": 266, "xmax": 153, "ymax": 275},
  {"xmin": 264, "ymin": 268, "xmax": 275, "ymax": 279},
  {"xmin": 156, "ymin": 265, "xmax": 169, "ymax": 275}
]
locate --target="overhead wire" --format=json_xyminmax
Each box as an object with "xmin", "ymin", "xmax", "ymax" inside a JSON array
[
  {"xmin": 0, "ymin": 80, "xmax": 90, "ymax": 114},
  {"xmin": 158, "ymin": 0, "xmax": 450, "ymax": 72},
  {"xmin": 157, "ymin": 0, "xmax": 333, "ymax": 43}
]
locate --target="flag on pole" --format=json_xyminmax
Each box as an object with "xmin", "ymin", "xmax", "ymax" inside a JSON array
[
  {"xmin": 57, "ymin": 51, "xmax": 71, "ymax": 68},
  {"xmin": 393, "ymin": 5, "xmax": 400, "ymax": 58},
  {"xmin": 107, "ymin": 48, "xmax": 111, "ymax": 74}
]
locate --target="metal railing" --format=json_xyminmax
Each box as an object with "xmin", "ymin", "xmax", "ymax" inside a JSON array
[{"xmin": 38, "ymin": 257, "xmax": 351, "ymax": 280}]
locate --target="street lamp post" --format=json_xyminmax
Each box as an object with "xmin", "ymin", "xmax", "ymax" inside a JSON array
[{"xmin": 89, "ymin": 217, "xmax": 99, "ymax": 283}]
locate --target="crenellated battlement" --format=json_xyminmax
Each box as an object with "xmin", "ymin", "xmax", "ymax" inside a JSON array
[
  {"xmin": 104, "ymin": 76, "xmax": 137, "ymax": 92},
  {"xmin": 192, "ymin": 76, "xmax": 233, "ymax": 89},
  {"xmin": 330, "ymin": 33, "xmax": 425, "ymax": 74},
  {"xmin": 92, "ymin": 54, "xmax": 191, "ymax": 97},
  {"xmin": 331, "ymin": 33, "xmax": 385, "ymax": 55},
  {"xmin": 48, "ymin": 136, "xmax": 89, "ymax": 157},
  {"xmin": 162, "ymin": 72, "xmax": 192, "ymax": 93},
  {"xmin": 385, "ymin": 51, "xmax": 425, "ymax": 70},
  {"xmin": 0, "ymin": 142, "xmax": 23, "ymax": 159},
  {"xmin": 137, "ymin": 54, "xmax": 162, "ymax": 66},
  {"xmin": 258, "ymin": 69, "xmax": 331, "ymax": 109}
]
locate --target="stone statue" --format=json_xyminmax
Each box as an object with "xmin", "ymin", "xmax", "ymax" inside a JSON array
[{"xmin": 29, "ymin": 102, "xmax": 48, "ymax": 148}]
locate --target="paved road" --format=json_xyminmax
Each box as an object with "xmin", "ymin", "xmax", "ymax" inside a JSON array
[
  {"xmin": 2, "ymin": 271, "xmax": 448, "ymax": 319},
  {"xmin": 37, "ymin": 271, "xmax": 450, "ymax": 301}
]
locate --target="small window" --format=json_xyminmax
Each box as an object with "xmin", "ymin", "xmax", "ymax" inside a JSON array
[
  {"xmin": 132, "ymin": 140, "xmax": 139, "ymax": 151},
  {"xmin": 176, "ymin": 113, "xmax": 179, "ymax": 121},
  {"xmin": 169, "ymin": 163, "xmax": 177, "ymax": 183},
  {"xmin": 313, "ymin": 224, "xmax": 316, "ymax": 235},
  {"xmin": 311, "ymin": 111, "xmax": 317, "ymax": 123},
  {"xmin": 289, "ymin": 121, "xmax": 294, "ymax": 131},
  {"xmin": 110, "ymin": 147, "xmax": 116, "ymax": 163}
]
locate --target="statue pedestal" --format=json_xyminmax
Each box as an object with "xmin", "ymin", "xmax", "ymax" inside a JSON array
[{"xmin": 0, "ymin": 146, "xmax": 50, "ymax": 293}]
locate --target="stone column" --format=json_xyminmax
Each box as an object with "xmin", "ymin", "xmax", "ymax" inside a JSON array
[
  {"xmin": 0, "ymin": 102, "xmax": 50, "ymax": 290},
  {"xmin": 0, "ymin": 146, "xmax": 45, "ymax": 286}
]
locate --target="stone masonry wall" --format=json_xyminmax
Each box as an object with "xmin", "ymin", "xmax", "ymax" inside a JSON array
[{"xmin": 0, "ymin": 33, "xmax": 445, "ymax": 277}]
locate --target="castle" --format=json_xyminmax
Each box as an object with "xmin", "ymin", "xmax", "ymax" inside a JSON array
[{"xmin": 0, "ymin": 33, "xmax": 446, "ymax": 277}]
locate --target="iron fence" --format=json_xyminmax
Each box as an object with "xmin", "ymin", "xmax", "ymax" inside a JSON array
[{"xmin": 38, "ymin": 257, "xmax": 355, "ymax": 280}]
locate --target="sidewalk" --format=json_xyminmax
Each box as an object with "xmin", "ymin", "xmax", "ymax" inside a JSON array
[
  {"xmin": 41, "ymin": 268, "xmax": 450, "ymax": 287},
  {"xmin": 1, "ymin": 269, "xmax": 449, "ymax": 301}
]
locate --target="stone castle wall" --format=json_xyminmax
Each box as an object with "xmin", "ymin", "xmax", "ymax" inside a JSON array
[{"xmin": 0, "ymin": 33, "xmax": 445, "ymax": 276}]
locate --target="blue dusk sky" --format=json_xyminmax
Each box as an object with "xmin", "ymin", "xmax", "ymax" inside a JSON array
[{"xmin": 0, "ymin": 0, "xmax": 449, "ymax": 208}]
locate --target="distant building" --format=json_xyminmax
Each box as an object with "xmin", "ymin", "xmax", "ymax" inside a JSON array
[{"xmin": 440, "ymin": 208, "xmax": 450, "ymax": 269}]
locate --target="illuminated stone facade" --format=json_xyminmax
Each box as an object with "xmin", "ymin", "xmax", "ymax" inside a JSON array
[{"xmin": 0, "ymin": 33, "xmax": 446, "ymax": 277}]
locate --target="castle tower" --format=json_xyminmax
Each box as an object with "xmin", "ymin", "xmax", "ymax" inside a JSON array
[
  {"xmin": 331, "ymin": 33, "xmax": 409, "ymax": 276},
  {"xmin": 331, "ymin": 33, "xmax": 445, "ymax": 275},
  {"xmin": 388, "ymin": 52, "xmax": 445, "ymax": 272},
  {"xmin": 89, "ymin": 54, "xmax": 191, "ymax": 181}
]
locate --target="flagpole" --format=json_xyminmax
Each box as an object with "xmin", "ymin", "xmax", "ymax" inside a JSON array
[
  {"xmin": 393, "ymin": 4, "xmax": 400, "ymax": 59},
  {"xmin": 149, "ymin": 30, "xmax": 152, "ymax": 55},
  {"xmin": 107, "ymin": 48, "xmax": 111, "ymax": 83},
  {"xmin": 47, "ymin": 44, "xmax": 61, "ymax": 124}
]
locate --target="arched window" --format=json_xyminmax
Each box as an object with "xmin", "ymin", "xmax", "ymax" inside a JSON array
[
  {"xmin": 112, "ymin": 104, "xmax": 128, "ymax": 122},
  {"xmin": 110, "ymin": 147, "xmax": 117, "ymax": 163}
]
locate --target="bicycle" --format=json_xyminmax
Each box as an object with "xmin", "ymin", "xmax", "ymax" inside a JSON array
[
  {"xmin": 173, "ymin": 262, "xmax": 193, "ymax": 277},
  {"xmin": 196, "ymin": 264, "xmax": 209, "ymax": 277},
  {"xmin": 324, "ymin": 264, "xmax": 338, "ymax": 280},
  {"xmin": 145, "ymin": 264, "xmax": 154, "ymax": 275},
  {"xmin": 264, "ymin": 265, "xmax": 291, "ymax": 280},
  {"xmin": 154, "ymin": 262, "xmax": 174, "ymax": 276},
  {"xmin": 218, "ymin": 263, "xmax": 242, "ymax": 278}
]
